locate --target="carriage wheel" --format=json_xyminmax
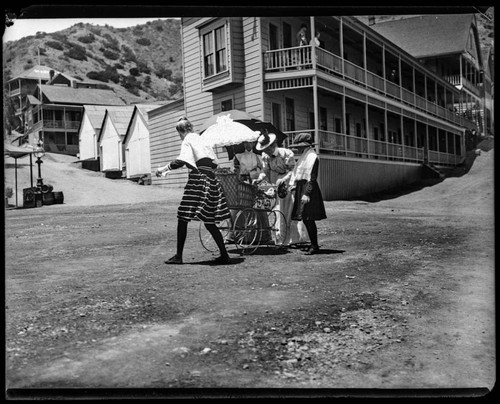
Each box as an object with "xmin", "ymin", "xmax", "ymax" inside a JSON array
[
  {"xmin": 267, "ymin": 209, "xmax": 288, "ymax": 247},
  {"xmin": 232, "ymin": 208, "xmax": 260, "ymax": 255},
  {"xmin": 199, "ymin": 218, "xmax": 232, "ymax": 252}
]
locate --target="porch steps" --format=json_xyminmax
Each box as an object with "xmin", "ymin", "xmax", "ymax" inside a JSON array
[{"xmin": 422, "ymin": 163, "xmax": 445, "ymax": 179}]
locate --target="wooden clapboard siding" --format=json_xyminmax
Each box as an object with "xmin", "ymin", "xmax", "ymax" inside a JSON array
[
  {"xmin": 149, "ymin": 100, "xmax": 187, "ymax": 188},
  {"xmin": 241, "ymin": 17, "xmax": 264, "ymax": 118},
  {"xmin": 181, "ymin": 18, "xmax": 215, "ymax": 131},
  {"xmin": 318, "ymin": 155, "xmax": 422, "ymax": 200},
  {"xmin": 179, "ymin": 17, "xmax": 266, "ymax": 171}
]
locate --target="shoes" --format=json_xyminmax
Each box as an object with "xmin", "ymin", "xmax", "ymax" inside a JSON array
[
  {"xmin": 304, "ymin": 246, "xmax": 319, "ymax": 255},
  {"xmin": 165, "ymin": 255, "xmax": 183, "ymax": 264},
  {"xmin": 213, "ymin": 255, "xmax": 231, "ymax": 265}
]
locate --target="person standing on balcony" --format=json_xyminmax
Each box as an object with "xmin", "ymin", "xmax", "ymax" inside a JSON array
[
  {"xmin": 288, "ymin": 133, "xmax": 327, "ymax": 255},
  {"xmin": 309, "ymin": 31, "xmax": 321, "ymax": 64},
  {"xmin": 296, "ymin": 23, "xmax": 308, "ymax": 68},
  {"xmin": 156, "ymin": 117, "xmax": 232, "ymax": 265},
  {"xmin": 310, "ymin": 31, "xmax": 321, "ymax": 47},
  {"xmin": 296, "ymin": 23, "xmax": 308, "ymax": 46}
]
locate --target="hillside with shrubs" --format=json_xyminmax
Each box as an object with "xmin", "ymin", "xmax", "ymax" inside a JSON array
[{"xmin": 3, "ymin": 18, "xmax": 182, "ymax": 104}]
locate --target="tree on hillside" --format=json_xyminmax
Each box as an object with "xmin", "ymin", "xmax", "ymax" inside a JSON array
[{"xmin": 3, "ymin": 94, "xmax": 19, "ymax": 137}]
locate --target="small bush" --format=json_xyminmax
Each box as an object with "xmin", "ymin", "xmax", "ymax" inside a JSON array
[
  {"xmin": 102, "ymin": 34, "xmax": 120, "ymax": 52},
  {"xmin": 64, "ymin": 47, "xmax": 87, "ymax": 61},
  {"xmin": 87, "ymin": 67, "xmax": 120, "ymax": 84},
  {"xmin": 87, "ymin": 71, "xmax": 108, "ymax": 82},
  {"xmin": 129, "ymin": 67, "xmax": 140, "ymax": 76},
  {"xmin": 77, "ymin": 33, "xmax": 95, "ymax": 44},
  {"xmin": 136, "ymin": 37, "xmax": 151, "ymax": 46},
  {"xmin": 103, "ymin": 49, "xmax": 120, "ymax": 60},
  {"xmin": 121, "ymin": 45, "xmax": 137, "ymax": 64},
  {"xmin": 137, "ymin": 61, "xmax": 151, "ymax": 75},
  {"xmin": 155, "ymin": 67, "xmax": 172, "ymax": 80},
  {"xmin": 122, "ymin": 75, "xmax": 141, "ymax": 96},
  {"xmin": 46, "ymin": 40, "xmax": 64, "ymax": 51},
  {"xmin": 104, "ymin": 66, "xmax": 121, "ymax": 83}
]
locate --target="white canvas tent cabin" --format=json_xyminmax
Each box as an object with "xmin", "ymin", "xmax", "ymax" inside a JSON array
[
  {"xmin": 123, "ymin": 103, "xmax": 163, "ymax": 180},
  {"xmin": 97, "ymin": 106, "xmax": 135, "ymax": 178},
  {"xmin": 78, "ymin": 105, "xmax": 109, "ymax": 171}
]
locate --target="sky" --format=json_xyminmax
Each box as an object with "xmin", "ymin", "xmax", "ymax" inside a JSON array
[{"xmin": 3, "ymin": 18, "xmax": 173, "ymax": 43}]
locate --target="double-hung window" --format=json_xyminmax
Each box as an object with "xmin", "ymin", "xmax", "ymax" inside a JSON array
[{"xmin": 203, "ymin": 25, "xmax": 227, "ymax": 78}]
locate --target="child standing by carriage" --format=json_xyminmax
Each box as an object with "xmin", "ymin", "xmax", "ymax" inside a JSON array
[{"xmin": 288, "ymin": 133, "xmax": 327, "ymax": 254}]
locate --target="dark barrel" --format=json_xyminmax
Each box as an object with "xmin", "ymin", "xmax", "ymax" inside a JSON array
[
  {"xmin": 53, "ymin": 191, "xmax": 64, "ymax": 204},
  {"xmin": 42, "ymin": 191, "xmax": 55, "ymax": 205}
]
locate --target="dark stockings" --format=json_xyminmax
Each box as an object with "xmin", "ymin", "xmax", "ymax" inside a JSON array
[
  {"xmin": 176, "ymin": 219, "xmax": 188, "ymax": 258},
  {"xmin": 204, "ymin": 223, "xmax": 229, "ymax": 258},
  {"xmin": 303, "ymin": 220, "xmax": 318, "ymax": 249},
  {"xmin": 176, "ymin": 219, "xmax": 228, "ymax": 259}
]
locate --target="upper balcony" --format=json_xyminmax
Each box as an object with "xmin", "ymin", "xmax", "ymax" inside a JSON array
[
  {"xmin": 444, "ymin": 74, "xmax": 481, "ymax": 97},
  {"xmin": 264, "ymin": 45, "xmax": 468, "ymax": 129},
  {"xmin": 31, "ymin": 120, "xmax": 80, "ymax": 132},
  {"xmin": 9, "ymin": 87, "xmax": 21, "ymax": 97}
]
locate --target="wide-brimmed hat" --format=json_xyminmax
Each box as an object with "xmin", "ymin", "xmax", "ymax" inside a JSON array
[
  {"xmin": 289, "ymin": 133, "xmax": 315, "ymax": 148},
  {"xmin": 255, "ymin": 132, "xmax": 277, "ymax": 151}
]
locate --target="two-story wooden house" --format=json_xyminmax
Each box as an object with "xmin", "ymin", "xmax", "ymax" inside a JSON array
[
  {"xmin": 151, "ymin": 16, "xmax": 476, "ymax": 200},
  {"xmin": 365, "ymin": 14, "xmax": 493, "ymax": 137},
  {"xmin": 27, "ymin": 84, "xmax": 125, "ymax": 155},
  {"xmin": 5, "ymin": 64, "xmax": 61, "ymax": 133}
]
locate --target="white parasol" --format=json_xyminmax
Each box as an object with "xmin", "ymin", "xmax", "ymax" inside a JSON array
[{"xmin": 201, "ymin": 114, "xmax": 261, "ymax": 147}]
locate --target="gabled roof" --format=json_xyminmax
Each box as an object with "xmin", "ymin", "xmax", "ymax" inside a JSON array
[
  {"xmin": 123, "ymin": 103, "xmax": 164, "ymax": 143},
  {"xmin": 38, "ymin": 84, "xmax": 126, "ymax": 106},
  {"xmin": 368, "ymin": 14, "xmax": 476, "ymax": 59},
  {"xmin": 26, "ymin": 94, "xmax": 41, "ymax": 105},
  {"xmin": 81, "ymin": 105, "xmax": 130, "ymax": 131},
  {"xmin": 135, "ymin": 103, "xmax": 165, "ymax": 123},
  {"xmin": 8, "ymin": 64, "xmax": 60, "ymax": 83},
  {"xmin": 47, "ymin": 72, "xmax": 78, "ymax": 85},
  {"xmin": 98, "ymin": 106, "xmax": 135, "ymax": 142}
]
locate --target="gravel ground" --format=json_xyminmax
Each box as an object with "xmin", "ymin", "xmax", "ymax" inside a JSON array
[{"xmin": 4, "ymin": 148, "xmax": 495, "ymax": 398}]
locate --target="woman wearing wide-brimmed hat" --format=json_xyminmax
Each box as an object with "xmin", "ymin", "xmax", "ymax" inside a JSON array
[
  {"xmin": 288, "ymin": 133, "xmax": 327, "ymax": 255},
  {"xmin": 256, "ymin": 131, "xmax": 309, "ymax": 246},
  {"xmin": 156, "ymin": 117, "xmax": 232, "ymax": 265}
]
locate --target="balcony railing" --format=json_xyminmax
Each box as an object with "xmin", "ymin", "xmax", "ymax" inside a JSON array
[
  {"xmin": 264, "ymin": 47, "xmax": 469, "ymax": 128},
  {"xmin": 428, "ymin": 150, "xmax": 460, "ymax": 165},
  {"xmin": 284, "ymin": 129, "xmax": 457, "ymax": 166},
  {"xmin": 33, "ymin": 120, "xmax": 81, "ymax": 130},
  {"xmin": 265, "ymin": 46, "xmax": 313, "ymax": 71}
]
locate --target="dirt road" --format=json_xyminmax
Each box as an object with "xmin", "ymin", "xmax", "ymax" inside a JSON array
[{"xmin": 4, "ymin": 150, "xmax": 495, "ymax": 398}]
